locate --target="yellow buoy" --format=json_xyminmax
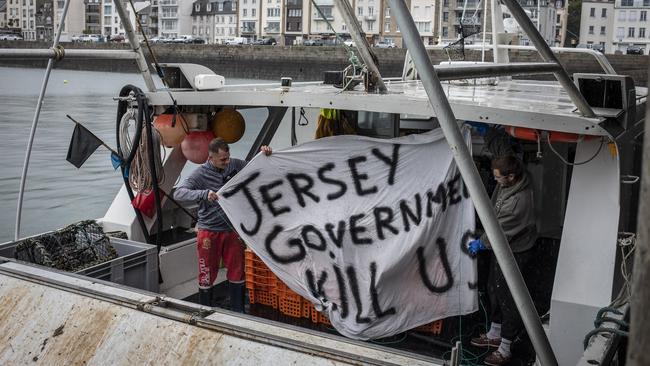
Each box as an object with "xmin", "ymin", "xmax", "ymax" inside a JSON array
[{"xmin": 211, "ymin": 108, "xmax": 245, "ymax": 144}]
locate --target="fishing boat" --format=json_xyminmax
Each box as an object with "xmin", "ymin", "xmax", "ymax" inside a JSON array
[{"xmin": 0, "ymin": 0, "xmax": 643, "ymax": 365}]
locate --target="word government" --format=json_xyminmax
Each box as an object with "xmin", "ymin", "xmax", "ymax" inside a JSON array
[{"xmin": 222, "ymin": 143, "xmax": 470, "ymax": 264}]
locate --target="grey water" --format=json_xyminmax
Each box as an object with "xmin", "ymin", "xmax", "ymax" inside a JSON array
[{"xmin": 0, "ymin": 67, "xmax": 274, "ymax": 244}]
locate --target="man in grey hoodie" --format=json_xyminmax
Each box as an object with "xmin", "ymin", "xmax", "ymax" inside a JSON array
[
  {"xmin": 174, "ymin": 137, "xmax": 271, "ymax": 311},
  {"xmin": 469, "ymin": 153, "xmax": 538, "ymax": 366}
]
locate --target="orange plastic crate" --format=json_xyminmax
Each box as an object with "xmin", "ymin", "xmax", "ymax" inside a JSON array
[
  {"xmin": 414, "ymin": 320, "xmax": 444, "ymax": 335},
  {"xmin": 248, "ymin": 287, "xmax": 278, "ymax": 308},
  {"xmin": 276, "ymin": 281, "xmax": 304, "ymax": 318},
  {"xmin": 245, "ymin": 249, "xmax": 278, "ymax": 291}
]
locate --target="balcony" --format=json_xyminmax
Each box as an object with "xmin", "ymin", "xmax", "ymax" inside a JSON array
[
  {"xmin": 365, "ymin": 15, "xmax": 376, "ymax": 21},
  {"xmin": 313, "ymin": 14, "xmax": 334, "ymax": 21}
]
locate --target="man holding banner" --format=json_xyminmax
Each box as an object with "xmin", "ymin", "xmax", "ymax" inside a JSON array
[{"xmin": 174, "ymin": 137, "xmax": 271, "ymax": 311}]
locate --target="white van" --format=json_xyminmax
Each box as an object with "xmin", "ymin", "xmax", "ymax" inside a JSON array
[{"xmin": 226, "ymin": 37, "xmax": 248, "ymax": 45}]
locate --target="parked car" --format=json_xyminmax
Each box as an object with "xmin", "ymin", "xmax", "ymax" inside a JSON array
[
  {"xmin": 173, "ymin": 35, "xmax": 198, "ymax": 44},
  {"xmin": 226, "ymin": 37, "xmax": 248, "ymax": 45},
  {"xmin": 109, "ymin": 34, "xmax": 125, "ymax": 42},
  {"xmin": 253, "ymin": 37, "xmax": 277, "ymax": 45},
  {"xmin": 591, "ymin": 44, "xmax": 605, "ymax": 53},
  {"xmin": 626, "ymin": 45, "xmax": 645, "ymax": 55},
  {"xmin": 343, "ymin": 39, "xmax": 355, "ymax": 47},
  {"xmin": 304, "ymin": 39, "xmax": 323, "ymax": 46},
  {"xmin": 375, "ymin": 40, "xmax": 396, "ymax": 48},
  {"xmin": 0, "ymin": 34, "xmax": 23, "ymax": 41},
  {"xmin": 79, "ymin": 34, "xmax": 102, "ymax": 42},
  {"xmin": 70, "ymin": 34, "xmax": 82, "ymax": 42}
]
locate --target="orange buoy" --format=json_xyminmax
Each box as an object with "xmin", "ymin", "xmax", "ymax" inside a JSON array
[
  {"xmin": 181, "ymin": 131, "xmax": 215, "ymax": 164},
  {"xmin": 505, "ymin": 126, "xmax": 595, "ymax": 143},
  {"xmin": 153, "ymin": 113, "xmax": 188, "ymax": 147},
  {"xmin": 211, "ymin": 108, "xmax": 245, "ymax": 143}
]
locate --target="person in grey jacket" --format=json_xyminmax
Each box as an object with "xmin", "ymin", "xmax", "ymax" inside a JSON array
[
  {"xmin": 174, "ymin": 137, "xmax": 271, "ymax": 311},
  {"xmin": 469, "ymin": 153, "xmax": 538, "ymax": 366}
]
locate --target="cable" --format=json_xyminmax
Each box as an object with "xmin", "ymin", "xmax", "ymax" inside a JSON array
[{"xmin": 545, "ymin": 135, "xmax": 605, "ymax": 166}]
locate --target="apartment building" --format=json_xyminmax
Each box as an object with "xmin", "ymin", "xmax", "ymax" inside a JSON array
[
  {"xmin": 239, "ymin": 0, "xmax": 260, "ymax": 41},
  {"xmin": 355, "ymin": 0, "xmax": 380, "ymax": 43},
  {"xmin": 554, "ymin": 0, "xmax": 569, "ymax": 46},
  {"xmin": 191, "ymin": 0, "xmax": 237, "ymax": 43},
  {"xmin": 438, "ymin": 0, "xmax": 485, "ymax": 44},
  {"xmin": 579, "ymin": 0, "xmax": 613, "ymax": 49},
  {"xmin": 261, "ymin": 0, "xmax": 282, "ymax": 42},
  {"xmin": 53, "ymin": 0, "xmax": 85, "ymax": 40},
  {"xmin": 35, "ymin": 0, "xmax": 53, "ymax": 40},
  {"xmin": 190, "ymin": 0, "xmax": 214, "ymax": 42},
  {"xmin": 0, "ymin": 1, "xmax": 6, "ymax": 29},
  {"xmin": 158, "ymin": 0, "xmax": 176, "ymax": 37},
  {"xmin": 611, "ymin": 0, "xmax": 650, "ymax": 53},
  {"xmin": 308, "ymin": 0, "xmax": 346, "ymax": 44},
  {"xmin": 137, "ymin": 1, "xmax": 158, "ymax": 37},
  {"xmin": 411, "ymin": 0, "xmax": 435, "ymax": 45},
  {"xmin": 284, "ymin": 0, "xmax": 309, "ymax": 44}
]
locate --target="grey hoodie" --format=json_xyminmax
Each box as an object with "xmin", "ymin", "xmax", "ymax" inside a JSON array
[
  {"xmin": 480, "ymin": 173, "xmax": 538, "ymax": 253},
  {"xmin": 173, "ymin": 158, "xmax": 247, "ymax": 232}
]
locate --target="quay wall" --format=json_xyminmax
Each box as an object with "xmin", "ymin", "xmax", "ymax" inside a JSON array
[{"xmin": 0, "ymin": 42, "xmax": 648, "ymax": 85}]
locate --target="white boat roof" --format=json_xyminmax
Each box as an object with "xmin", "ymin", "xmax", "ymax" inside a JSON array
[{"xmin": 146, "ymin": 79, "xmax": 647, "ymax": 137}]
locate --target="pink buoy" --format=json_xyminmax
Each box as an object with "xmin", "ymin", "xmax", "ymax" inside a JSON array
[{"xmin": 181, "ymin": 131, "xmax": 215, "ymax": 164}]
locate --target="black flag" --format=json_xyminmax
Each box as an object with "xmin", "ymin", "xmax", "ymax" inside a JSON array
[{"xmin": 66, "ymin": 123, "xmax": 103, "ymax": 168}]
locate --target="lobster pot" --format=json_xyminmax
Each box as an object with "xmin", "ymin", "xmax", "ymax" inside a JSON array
[{"xmin": 4, "ymin": 220, "xmax": 118, "ymax": 272}]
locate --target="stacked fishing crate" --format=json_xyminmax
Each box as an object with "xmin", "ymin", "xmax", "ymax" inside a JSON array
[{"xmin": 245, "ymin": 249, "xmax": 442, "ymax": 333}]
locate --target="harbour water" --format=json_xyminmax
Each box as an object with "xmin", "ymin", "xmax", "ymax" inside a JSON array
[{"xmin": 0, "ymin": 67, "xmax": 277, "ymax": 243}]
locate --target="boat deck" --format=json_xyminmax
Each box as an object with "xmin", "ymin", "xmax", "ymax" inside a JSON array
[{"xmin": 145, "ymin": 79, "xmax": 647, "ymax": 136}]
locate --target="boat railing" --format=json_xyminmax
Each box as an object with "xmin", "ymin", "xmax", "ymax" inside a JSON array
[{"xmin": 403, "ymin": 45, "xmax": 616, "ymax": 84}]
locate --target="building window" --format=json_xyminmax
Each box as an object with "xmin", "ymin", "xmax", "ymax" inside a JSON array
[
  {"xmin": 641, "ymin": 28, "xmax": 646, "ymax": 38},
  {"xmin": 443, "ymin": 11, "xmax": 448, "ymax": 21},
  {"xmin": 369, "ymin": 6, "xmax": 373, "ymax": 15},
  {"xmin": 601, "ymin": 8, "xmax": 606, "ymax": 17},
  {"xmin": 645, "ymin": 0, "xmax": 650, "ymax": 5},
  {"xmin": 219, "ymin": 2, "xmax": 223, "ymax": 10},
  {"xmin": 384, "ymin": 20, "xmax": 390, "ymax": 32},
  {"xmin": 616, "ymin": 27, "xmax": 624, "ymax": 38},
  {"xmin": 385, "ymin": 6, "xmax": 390, "ymax": 17},
  {"xmin": 621, "ymin": 0, "xmax": 633, "ymax": 6},
  {"xmin": 195, "ymin": 3, "xmax": 199, "ymax": 11},
  {"xmin": 207, "ymin": 3, "xmax": 211, "ymax": 11},
  {"xmin": 357, "ymin": 7, "xmax": 363, "ymax": 16},
  {"xmin": 232, "ymin": 2, "xmax": 236, "ymax": 11},
  {"xmin": 642, "ymin": 11, "xmax": 648, "ymax": 21},
  {"xmin": 601, "ymin": 26, "xmax": 606, "ymax": 35},
  {"xmin": 588, "ymin": 25, "xmax": 594, "ymax": 34},
  {"xmin": 252, "ymin": 8, "xmax": 256, "ymax": 16},
  {"xmin": 243, "ymin": 8, "xmax": 247, "ymax": 16},
  {"xmin": 630, "ymin": 11, "xmax": 637, "ymax": 21},
  {"xmin": 442, "ymin": 26, "xmax": 448, "ymax": 37},
  {"xmin": 618, "ymin": 11, "xmax": 626, "ymax": 21},
  {"xmin": 367, "ymin": 21, "xmax": 373, "ymax": 31},
  {"xmin": 443, "ymin": 0, "xmax": 448, "ymax": 6},
  {"xmin": 628, "ymin": 27, "xmax": 635, "ymax": 37},
  {"xmin": 589, "ymin": 7, "xmax": 595, "ymax": 17}
]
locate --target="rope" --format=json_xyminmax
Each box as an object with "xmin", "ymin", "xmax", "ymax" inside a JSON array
[
  {"xmin": 545, "ymin": 135, "xmax": 605, "ymax": 166},
  {"xmin": 610, "ymin": 232, "xmax": 636, "ymax": 308},
  {"xmin": 119, "ymin": 106, "xmax": 166, "ymax": 192}
]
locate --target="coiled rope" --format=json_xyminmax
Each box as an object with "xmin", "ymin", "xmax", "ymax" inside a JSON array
[{"xmin": 118, "ymin": 107, "xmax": 166, "ymax": 192}]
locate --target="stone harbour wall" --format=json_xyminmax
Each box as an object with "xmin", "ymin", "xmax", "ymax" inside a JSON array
[{"xmin": 0, "ymin": 42, "xmax": 647, "ymax": 86}]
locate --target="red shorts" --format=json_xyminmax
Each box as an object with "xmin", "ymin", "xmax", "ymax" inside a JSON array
[{"xmin": 196, "ymin": 230, "xmax": 244, "ymax": 289}]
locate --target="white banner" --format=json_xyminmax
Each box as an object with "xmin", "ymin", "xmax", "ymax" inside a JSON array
[{"xmin": 219, "ymin": 129, "xmax": 477, "ymax": 340}]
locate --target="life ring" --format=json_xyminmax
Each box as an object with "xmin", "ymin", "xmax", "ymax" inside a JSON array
[{"xmin": 505, "ymin": 126, "xmax": 595, "ymax": 143}]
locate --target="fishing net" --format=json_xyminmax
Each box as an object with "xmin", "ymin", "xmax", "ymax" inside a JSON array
[{"xmin": 14, "ymin": 220, "xmax": 118, "ymax": 272}]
